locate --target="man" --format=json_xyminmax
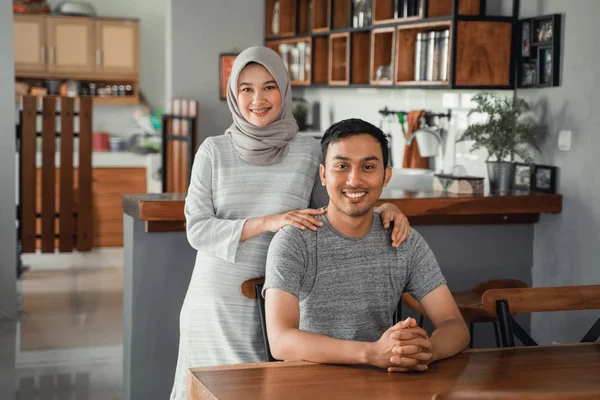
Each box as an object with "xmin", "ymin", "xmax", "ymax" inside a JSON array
[{"xmin": 263, "ymin": 118, "xmax": 469, "ymax": 372}]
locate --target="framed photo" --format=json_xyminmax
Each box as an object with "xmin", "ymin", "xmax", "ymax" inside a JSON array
[
  {"xmin": 521, "ymin": 60, "xmax": 537, "ymax": 87},
  {"xmin": 514, "ymin": 163, "xmax": 534, "ymax": 191},
  {"xmin": 532, "ymin": 164, "xmax": 557, "ymax": 193},
  {"xmin": 521, "ymin": 21, "xmax": 531, "ymax": 57},
  {"xmin": 534, "ymin": 18, "xmax": 554, "ymax": 44},
  {"xmin": 538, "ymin": 47, "xmax": 554, "ymax": 86},
  {"xmin": 219, "ymin": 53, "xmax": 238, "ymax": 101}
]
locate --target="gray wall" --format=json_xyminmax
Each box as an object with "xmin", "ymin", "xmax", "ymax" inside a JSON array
[
  {"xmin": 168, "ymin": 0, "xmax": 264, "ymax": 144},
  {"xmin": 519, "ymin": 0, "xmax": 600, "ymax": 344},
  {"xmin": 0, "ymin": 0, "xmax": 17, "ymax": 318},
  {"xmin": 1, "ymin": 0, "xmax": 17, "ymax": 398}
]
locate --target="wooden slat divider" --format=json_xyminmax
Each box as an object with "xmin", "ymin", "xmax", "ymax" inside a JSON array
[
  {"xmin": 59, "ymin": 97, "xmax": 75, "ymax": 252},
  {"xmin": 41, "ymin": 97, "xmax": 56, "ymax": 253},
  {"xmin": 20, "ymin": 96, "xmax": 38, "ymax": 253},
  {"xmin": 77, "ymin": 97, "xmax": 93, "ymax": 251},
  {"xmin": 181, "ymin": 99, "xmax": 189, "ymax": 191}
]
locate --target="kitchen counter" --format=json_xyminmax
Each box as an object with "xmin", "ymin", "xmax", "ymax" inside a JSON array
[
  {"xmin": 120, "ymin": 190, "xmax": 562, "ymax": 400},
  {"xmin": 122, "ymin": 191, "xmax": 562, "ymax": 230},
  {"xmin": 15, "ymin": 150, "xmax": 152, "ymax": 168}
]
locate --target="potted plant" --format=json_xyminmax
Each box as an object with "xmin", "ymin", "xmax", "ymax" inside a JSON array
[
  {"xmin": 458, "ymin": 91, "xmax": 545, "ymax": 194},
  {"xmin": 292, "ymin": 101, "xmax": 308, "ymax": 132}
]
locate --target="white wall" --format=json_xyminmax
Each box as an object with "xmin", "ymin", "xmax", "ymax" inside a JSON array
[
  {"xmin": 48, "ymin": 0, "xmax": 167, "ymax": 110},
  {"xmin": 168, "ymin": 0, "xmax": 264, "ymax": 144},
  {"xmin": 519, "ymin": 0, "xmax": 600, "ymax": 344}
]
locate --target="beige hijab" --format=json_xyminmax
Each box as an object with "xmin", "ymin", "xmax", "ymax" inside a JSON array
[{"xmin": 226, "ymin": 46, "xmax": 298, "ymax": 165}]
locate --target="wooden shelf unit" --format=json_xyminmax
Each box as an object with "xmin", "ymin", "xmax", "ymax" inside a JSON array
[
  {"xmin": 427, "ymin": 0, "xmax": 481, "ymax": 17},
  {"xmin": 313, "ymin": 36, "xmax": 330, "ymax": 84},
  {"xmin": 332, "ymin": 0, "xmax": 351, "ymax": 30},
  {"xmin": 265, "ymin": 0, "xmax": 296, "ymax": 38},
  {"xmin": 312, "ymin": 0, "xmax": 330, "ymax": 32},
  {"xmin": 265, "ymin": 37, "xmax": 312, "ymax": 85},
  {"xmin": 263, "ymin": 0, "xmax": 517, "ymax": 89},
  {"xmin": 395, "ymin": 20, "xmax": 451, "ymax": 85},
  {"xmin": 351, "ymin": 32, "xmax": 370, "ymax": 84},
  {"xmin": 329, "ymin": 33, "xmax": 349, "ymax": 85},
  {"xmin": 370, "ymin": 28, "xmax": 395, "ymax": 85}
]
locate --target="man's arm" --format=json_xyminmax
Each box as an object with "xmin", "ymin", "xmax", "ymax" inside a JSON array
[
  {"xmin": 416, "ymin": 284, "xmax": 470, "ymax": 363},
  {"xmin": 265, "ymin": 288, "xmax": 427, "ymax": 369}
]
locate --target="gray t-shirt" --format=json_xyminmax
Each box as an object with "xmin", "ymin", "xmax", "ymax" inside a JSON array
[{"xmin": 263, "ymin": 212, "xmax": 445, "ymax": 343}]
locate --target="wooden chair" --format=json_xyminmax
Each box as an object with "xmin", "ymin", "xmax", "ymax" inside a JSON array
[
  {"xmin": 481, "ymin": 284, "xmax": 600, "ymax": 347},
  {"xmin": 401, "ymin": 279, "xmax": 528, "ymax": 348},
  {"xmin": 240, "ymin": 277, "xmax": 277, "ymax": 362},
  {"xmin": 433, "ymin": 389, "xmax": 600, "ymax": 400}
]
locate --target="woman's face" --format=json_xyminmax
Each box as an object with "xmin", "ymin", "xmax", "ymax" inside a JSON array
[{"xmin": 237, "ymin": 63, "xmax": 282, "ymax": 127}]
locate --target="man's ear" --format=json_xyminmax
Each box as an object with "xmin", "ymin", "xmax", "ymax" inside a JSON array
[
  {"xmin": 319, "ymin": 164, "xmax": 326, "ymax": 186},
  {"xmin": 383, "ymin": 167, "xmax": 392, "ymax": 187}
]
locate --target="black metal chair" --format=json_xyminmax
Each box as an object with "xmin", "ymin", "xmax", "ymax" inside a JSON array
[
  {"xmin": 242, "ymin": 277, "xmax": 407, "ymax": 362},
  {"xmin": 481, "ymin": 284, "xmax": 600, "ymax": 347}
]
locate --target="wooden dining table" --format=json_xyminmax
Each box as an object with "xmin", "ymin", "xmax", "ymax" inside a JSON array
[{"xmin": 186, "ymin": 343, "xmax": 600, "ymax": 400}]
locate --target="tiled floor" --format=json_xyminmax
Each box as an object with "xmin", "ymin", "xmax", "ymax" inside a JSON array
[{"xmin": 5, "ymin": 266, "xmax": 124, "ymax": 400}]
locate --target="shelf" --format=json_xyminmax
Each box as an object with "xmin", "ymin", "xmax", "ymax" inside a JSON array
[
  {"xmin": 313, "ymin": 36, "xmax": 330, "ymax": 84},
  {"xmin": 351, "ymin": 32, "xmax": 371, "ymax": 84},
  {"xmin": 15, "ymin": 94, "xmax": 139, "ymax": 106},
  {"xmin": 395, "ymin": 21, "xmax": 451, "ymax": 84},
  {"xmin": 373, "ymin": 0, "xmax": 396, "ymax": 24},
  {"xmin": 329, "ymin": 33, "xmax": 349, "ymax": 85},
  {"xmin": 298, "ymin": 0, "xmax": 311, "ymax": 34},
  {"xmin": 266, "ymin": 37, "xmax": 312, "ymax": 83},
  {"xmin": 370, "ymin": 28, "xmax": 395, "ymax": 85},
  {"xmin": 312, "ymin": 0, "xmax": 330, "ymax": 32},
  {"xmin": 427, "ymin": 0, "xmax": 480, "ymax": 17},
  {"xmin": 265, "ymin": 0, "xmax": 296, "ymax": 37},
  {"xmin": 332, "ymin": 0, "xmax": 351, "ymax": 30}
]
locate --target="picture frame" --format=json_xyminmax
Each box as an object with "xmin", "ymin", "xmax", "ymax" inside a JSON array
[
  {"xmin": 521, "ymin": 60, "xmax": 537, "ymax": 87},
  {"xmin": 514, "ymin": 163, "xmax": 534, "ymax": 191},
  {"xmin": 534, "ymin": 18, "xmax": 554, "ymax": 44},
  {"xmin": 521, "ymin": 21, "xmax": 531, "ymax": 57},
  {"xmin": 532, "ymin": 164, "xmax": 558, "ymax": 194},
  {"xmin": 219, "ymin": 53, "xmax": 238, "ymax": 101},
  {"xmin": 538, "ymin": 47, "xmax": 554, "ymax": 87}
]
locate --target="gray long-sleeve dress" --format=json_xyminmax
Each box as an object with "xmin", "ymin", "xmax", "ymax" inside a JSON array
[{"xmin": 170, "ymin": 134, "xmax": 327, "ymax": 400}]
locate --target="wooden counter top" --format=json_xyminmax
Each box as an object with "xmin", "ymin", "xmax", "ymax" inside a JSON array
[{"xmin": 123, "ymin": 191, "xmax": 562, "ymax": 232}]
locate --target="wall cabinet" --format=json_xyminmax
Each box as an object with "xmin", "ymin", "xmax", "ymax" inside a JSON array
[
  {"xmin": 14, "ymin": 14, "xmax": 140, "ymax": 105},
  {"xmin": 264, "ymin": 0, "xmax": 516, "ymax": 89},
  {"xmin": 46, "ymin": 16, "xmax": 95, "ymax": 74},
  {"xmin": 95, "ymin": 19, "xmax": 139, "ymax": 75}
]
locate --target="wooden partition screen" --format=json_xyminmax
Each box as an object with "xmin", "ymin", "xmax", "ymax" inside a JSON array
[
  {"xmin": 162, "ymin": 99, "xmax": 198, "ymax": 193},
  {"xmin": 18, "ymin": 96, "xmax": 93, "ymax": 253}
]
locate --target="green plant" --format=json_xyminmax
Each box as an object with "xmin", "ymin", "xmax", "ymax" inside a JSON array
[
  {"xmin": 458, "ymin": 91, "xmax": 545, "ymax": 163},
  {"xmin": 292, "ymin": 102, "xmax": 308, "ymax": 121}
]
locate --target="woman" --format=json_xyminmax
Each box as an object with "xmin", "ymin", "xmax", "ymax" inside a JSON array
[{"xmin": 170, "ymin": 46, "xmax": 410, "ymax": 399}]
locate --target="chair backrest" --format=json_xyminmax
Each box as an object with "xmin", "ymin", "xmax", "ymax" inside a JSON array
[
  {"xmin": 482, "ymin": 285, "xmax": 600, "ymax": 315},
  {"xmin": 241, "ymin": 277, "xmax": 276, "ymax": 362},
  {"xmin": 433, "ymin": 389, "xmax": 600, "ymax": 400},
  {"xmin": 481, "ymin": 285, "xmax": 600, "ymax": 347}
]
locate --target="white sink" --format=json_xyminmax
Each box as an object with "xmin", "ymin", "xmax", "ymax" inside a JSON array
[{"xmin": 381, "ymin": 168, "xmax": 434, "ymax": 196}]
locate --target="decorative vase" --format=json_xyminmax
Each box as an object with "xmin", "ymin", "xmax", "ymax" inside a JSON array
[{"xmin": 487, "ymin": 161, "xmax": 516, "ymax": 194}]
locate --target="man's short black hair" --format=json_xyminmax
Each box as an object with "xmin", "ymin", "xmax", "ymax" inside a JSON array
[{"xmin": 320, "ymin": 118, "xmax": 389, "ymax": 168}]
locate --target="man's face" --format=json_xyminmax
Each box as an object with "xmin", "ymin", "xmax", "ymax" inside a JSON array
[{"xmin": 320, "ymin": 134, "xmax": 392, "ymax": 218}]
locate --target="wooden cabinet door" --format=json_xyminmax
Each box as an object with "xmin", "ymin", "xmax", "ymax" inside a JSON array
[
  {"xmin": 95, "ymin": 19, "xmax": 139, "ymax": 75},
  {"xmin": 46, "ymin": 16, "xmax": 95, "ymax": 74},
  {"xmin": 14, "ymin": 14, "xmax": 47, "ymax": 73}
]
